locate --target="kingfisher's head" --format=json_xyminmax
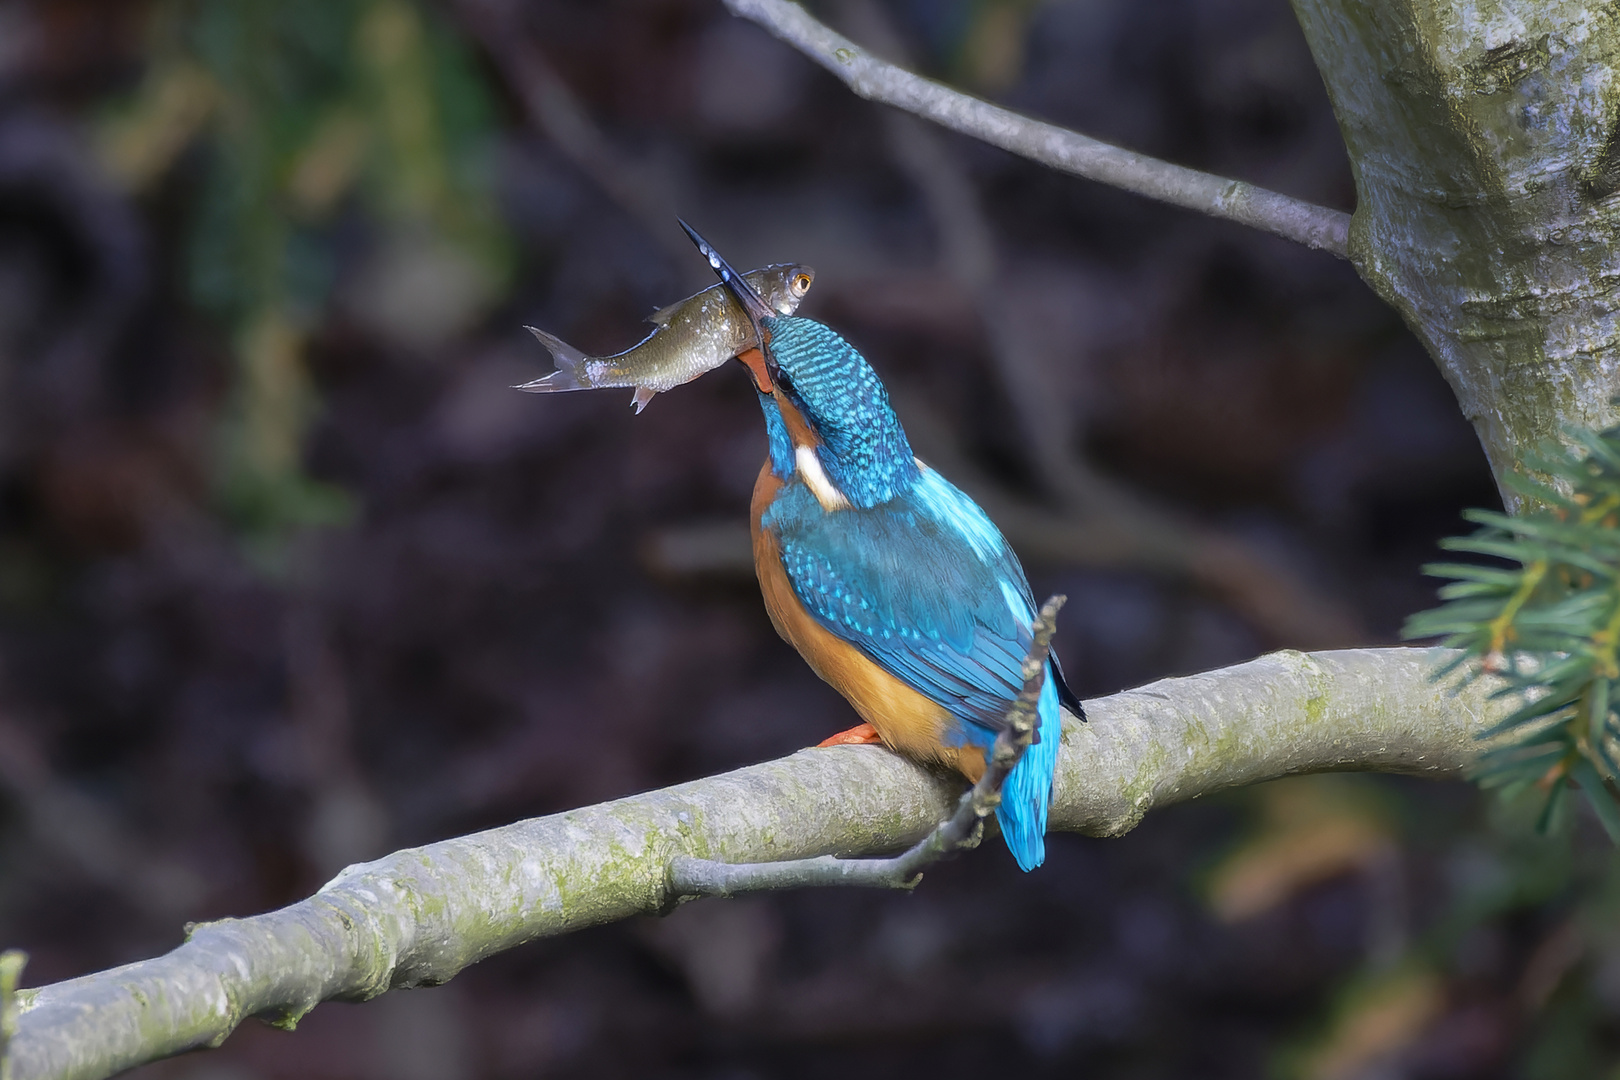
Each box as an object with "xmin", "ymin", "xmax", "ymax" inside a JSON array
[
  {"xmin": 756, "ymin": 315, "xmax": 917, "ymax": 506},
  {"xmin": 679, "ymin": 221, "xmax": 917, "ymax": 510}
]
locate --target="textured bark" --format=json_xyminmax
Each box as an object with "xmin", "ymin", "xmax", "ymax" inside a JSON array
[
  {"xmin": 10, "ymin": 647, "xmax": 1508, "ymax": 1080},
  {"xmin": 1289, "ymin": 0, "xmax": 1620, "ymax": 501}
]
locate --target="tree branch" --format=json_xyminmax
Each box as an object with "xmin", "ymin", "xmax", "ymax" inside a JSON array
[
  {"xmin": 8, "ymin": 647, "xmax": 1506, "ymax": 1080},
  {"xmin": 724, "ymin": 0, "xmax": 1351, "ymax": 256}
]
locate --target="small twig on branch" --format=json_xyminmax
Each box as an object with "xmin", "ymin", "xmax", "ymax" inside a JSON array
[
  {"xmin": 670, "ymin": 595, "xmax": 1065, "ymax": 897},
  {"xmin": 724, "ymin": 0, "xmax": 1351, "ymax": 257}
]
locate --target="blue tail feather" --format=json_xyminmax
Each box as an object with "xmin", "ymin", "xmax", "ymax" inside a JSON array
[{"xmin": 995, "ymin": 664, "xmax": 1061, "ymax": 871}]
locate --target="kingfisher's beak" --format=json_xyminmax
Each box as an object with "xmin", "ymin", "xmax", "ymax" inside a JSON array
[
  {"xmin": 679, "ymin": 219, "xmax": 780, "ymax": 395},
  {"xmin": 679, "ymin": 216, "xmax": 778, "ymax": 328}
]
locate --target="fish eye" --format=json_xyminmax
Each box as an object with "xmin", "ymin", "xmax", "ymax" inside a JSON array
[{"xmin": 793, "ymin": 274, "xmax": 810, "ymax": 294}]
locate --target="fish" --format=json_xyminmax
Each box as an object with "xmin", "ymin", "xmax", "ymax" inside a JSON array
[{"xmin": 517, "ymin": 263, "xmax": 815, "ymax": 413}]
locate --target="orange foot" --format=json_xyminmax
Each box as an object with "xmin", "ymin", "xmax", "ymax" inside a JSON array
[{"xmin": 816, "ymin": 722, "xmax": 883, "ymax": 748}]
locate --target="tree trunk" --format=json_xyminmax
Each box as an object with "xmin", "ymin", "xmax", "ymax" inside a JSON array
[{"xmin": 1291, "ymin": 0, "xmax": 1620, "ymax": 503}]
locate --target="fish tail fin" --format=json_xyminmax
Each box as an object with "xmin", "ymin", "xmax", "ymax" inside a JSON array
[
  {"xmin": 516, "ymin": 326, "xmax": 590, "ymax": 392},
  {"xmin": 995, "ymin": 666, "xmax": 1061, "ymax": 871}
]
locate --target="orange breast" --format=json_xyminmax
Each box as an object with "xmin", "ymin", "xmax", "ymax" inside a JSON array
[{"xmin": 750, "ymin": 461, "xmax": 986, "ymax": 781}]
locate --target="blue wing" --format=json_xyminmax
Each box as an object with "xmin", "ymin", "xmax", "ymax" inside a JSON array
[{"xmin": 764, "ymin": 467, "xmax": 1038, "ymax": 744}]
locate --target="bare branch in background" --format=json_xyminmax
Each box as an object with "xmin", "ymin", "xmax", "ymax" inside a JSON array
[
  {"xmin": 453, "ymin": 0, "xmax": 696, "ymax": 269},
  {"xmin": 895, "ymin": 401, "xmax": 1366, "ymax": 647},
  {"xmin": 670, "ymin": 595, "xmax": 1064, "ymax": 897},
  {"xmin": 284, "ymin": 569, "xmax": 391, "ymax": 876},
  {"xmin": 0, "ymin": 707, "xmax": 203, "ymax": 922},
  {"xmin": 8, "ymin": 646, "xmax": 1511, "ymax": 1080},
  {"xmin": 725, "ymin": 0, "xmax": 1351, "ymax": 256}
]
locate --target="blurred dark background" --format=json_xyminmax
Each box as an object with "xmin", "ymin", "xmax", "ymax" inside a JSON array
[{"xmin": 1, "ymin": 1, "xmax": 1616, "ymax": 1077}]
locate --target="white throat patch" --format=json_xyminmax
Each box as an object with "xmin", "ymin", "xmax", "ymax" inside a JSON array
[{"xmin": 795, "ymin": 445, "xmax": 850, "ymax": 511}]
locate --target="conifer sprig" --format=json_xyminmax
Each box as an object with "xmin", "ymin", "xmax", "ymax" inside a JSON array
[{"xmin": 1404, "ymin": 425, "xmax": 1620, "ymax": 840}]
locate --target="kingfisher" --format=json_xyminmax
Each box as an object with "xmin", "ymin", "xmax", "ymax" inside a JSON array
[{"xmin": 680, "ymin": 223, "xmax": 1084, "ymax": 871}]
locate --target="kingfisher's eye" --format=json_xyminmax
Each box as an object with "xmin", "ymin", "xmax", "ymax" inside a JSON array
[{"xmin": 768, "ymin": 358, "xmax": 794, "ymax": 396}]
